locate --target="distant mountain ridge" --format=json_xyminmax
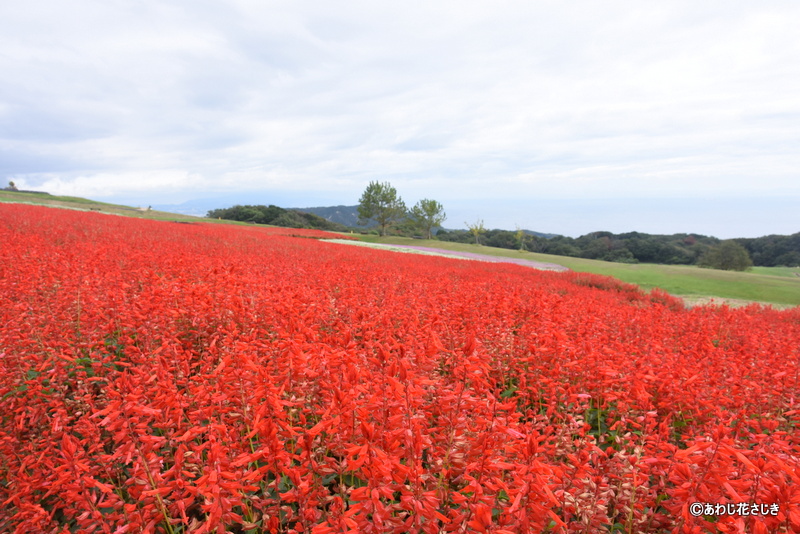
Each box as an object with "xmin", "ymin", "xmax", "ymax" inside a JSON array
[{"xmin": 293, "ymin": 205, "xmax": 368, "ymax": 228}]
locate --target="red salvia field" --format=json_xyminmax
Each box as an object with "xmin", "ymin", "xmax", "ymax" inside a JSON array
[{"xmin": 1, "ymin": 203, "xmax": 799, "ymax": 533}]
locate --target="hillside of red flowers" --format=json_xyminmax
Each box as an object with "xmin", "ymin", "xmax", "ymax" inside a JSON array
[{"xmin": 1, "ymin": 203, "xmax": 798, "ymax": 533}]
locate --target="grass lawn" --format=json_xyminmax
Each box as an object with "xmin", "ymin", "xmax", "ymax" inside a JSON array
[{"xmin": 750, "ymin": 265, "xmax": 800, "ymax": 278}]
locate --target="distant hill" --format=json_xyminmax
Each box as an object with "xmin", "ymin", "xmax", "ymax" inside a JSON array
[
  {"xmin": 293, "ymin": 205, "xmax": 371, "ymax": 228},
  {"xmin": 520, "ymin": 229, "xmax": 559, "ymax": 239}
]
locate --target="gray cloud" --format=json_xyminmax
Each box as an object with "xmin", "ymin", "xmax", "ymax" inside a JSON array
[{"xmin": 1, "ymin": 1, "xmax": 799, "ymax": 237}]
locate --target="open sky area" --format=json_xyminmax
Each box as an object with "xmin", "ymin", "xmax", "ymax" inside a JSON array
[{"xmin": 2, "ymin": 1, "xmax": 798, "ymax": 238}]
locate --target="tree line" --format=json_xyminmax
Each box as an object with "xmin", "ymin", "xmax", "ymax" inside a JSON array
[
  {"xmin": 437, "ymin": 228, "xmax": 799, "ymax": 269},
  {"xmin": 206, "ymin": 204, "xmax": 350, "ymax": 232}
]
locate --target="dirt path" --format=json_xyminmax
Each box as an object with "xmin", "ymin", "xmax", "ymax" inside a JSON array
[{"xmin": 325, "ymin": 240, "xmax": 569, "ymax": 272}]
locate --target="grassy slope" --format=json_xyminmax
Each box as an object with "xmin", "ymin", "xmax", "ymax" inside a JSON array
[
  {"xmin": 366, "ymin": 236, "xmax": 800, "ymax": 307},
  {"xmin": 3, "ymin": 191, "xmax": 797, "ymax": 307},
  {"xmin": 0, "ymin": 190, "xmax": 251, "ymax": 225},
  {"xmin": 750, "ymin": 266, "xmax": 800, "ymax": 278}
]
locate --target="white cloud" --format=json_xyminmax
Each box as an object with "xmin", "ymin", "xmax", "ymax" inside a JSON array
[{"xmin": 29, "ymin": 170, "xmax": 202, "ymax": 199}]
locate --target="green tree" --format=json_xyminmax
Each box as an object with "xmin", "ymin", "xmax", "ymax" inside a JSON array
[
  {"xmin": 410, "ymin": 199, "xmax": 446, "ymax": 239},
  {"xmin": 466, "ymin": 218, "xmax": 486, "ymax": 245},
  {"xmin": 700, "ymin": 240, "xmax": 753, "ymax": 271},
  {"xmin": 358, "ymin": 181, "xmax": 407, "ymax": 236},
  {"xmin": 515, "ymin": 224, "xmax": 526, "ymax": 251}
]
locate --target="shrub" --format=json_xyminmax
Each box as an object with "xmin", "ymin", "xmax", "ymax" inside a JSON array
[{"xmin": 700, "ymin": 240, "xmax": 753, "ymax": 271}]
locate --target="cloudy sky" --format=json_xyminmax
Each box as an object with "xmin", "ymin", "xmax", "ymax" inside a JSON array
[{"xmin": 2, "ymin": 1, "xmax": 798, "ymax": 238}]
